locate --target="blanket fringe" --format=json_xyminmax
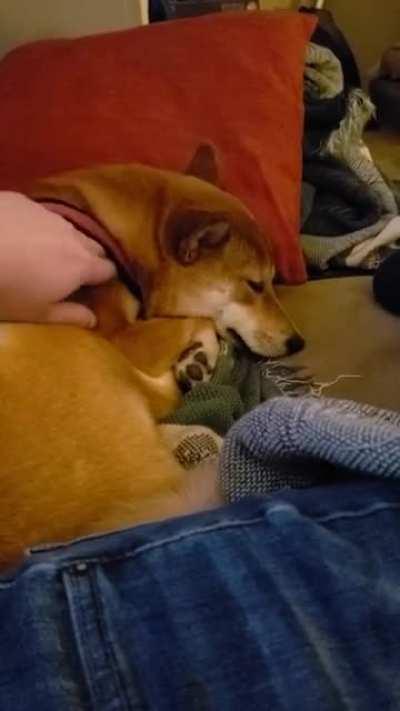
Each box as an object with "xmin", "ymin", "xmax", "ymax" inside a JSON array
[
  {"xmin": 260, "ymin": 363, "xmax": 363, "ymax": 399},
  {"xmin": 311, "ymin": 373, "xmax": 362, "ymax": 397},
  {"xmin": 260, "ymin": 362, "xmax": 314, "ymax": 396}
]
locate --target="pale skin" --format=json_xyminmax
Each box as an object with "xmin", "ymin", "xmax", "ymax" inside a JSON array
[{"xmin": 0, "ymin": 192, "xmax": 117, "ymax": 326}]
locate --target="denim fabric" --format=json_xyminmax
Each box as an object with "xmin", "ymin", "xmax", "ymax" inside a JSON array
[{"xmin": 1, "ymin": 480, "xmax": 400, "ymax": 710}]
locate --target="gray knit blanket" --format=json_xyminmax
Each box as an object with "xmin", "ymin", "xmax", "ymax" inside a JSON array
[{"xmin": 219, "ymin": 395, "xmax": 400, "ymax": 502}]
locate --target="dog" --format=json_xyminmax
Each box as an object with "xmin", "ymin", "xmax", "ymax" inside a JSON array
[{"xmin": 0, "ymin": 145, "xmax": 303, "ymax": 569}]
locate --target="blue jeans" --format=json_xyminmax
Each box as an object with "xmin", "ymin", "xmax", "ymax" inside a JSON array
[{"xmin": 1, "ymin": 479, "xmax": 400, "ymax": 710}]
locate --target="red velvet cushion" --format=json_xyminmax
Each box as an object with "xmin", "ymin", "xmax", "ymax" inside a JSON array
[{"xmin": 0, "ymin": 11, "xmax": 315, "ymax": 282}]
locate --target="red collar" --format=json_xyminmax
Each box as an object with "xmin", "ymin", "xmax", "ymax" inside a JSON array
[{"xmin": 37, "ymin": 198, "xmax": 141, "ymax": 299}]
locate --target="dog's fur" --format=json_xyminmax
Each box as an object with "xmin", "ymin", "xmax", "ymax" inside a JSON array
[{"xmin": 0, "ymin": 146, "xmax": 303, "ymax": 568}]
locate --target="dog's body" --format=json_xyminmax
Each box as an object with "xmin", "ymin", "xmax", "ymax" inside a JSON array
[{"xmin": 0, "ymin": 147, "xmax": 303, "ymax": 568}]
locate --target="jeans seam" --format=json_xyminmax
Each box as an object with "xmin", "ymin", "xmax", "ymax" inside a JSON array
[
  {"xmin": 63, "ymin": 568, "xmax": 129, "ymax": 711},
  {"xmin": 90, "ymin": 567, "xmax": 131, "ymax": 711},
  {"xmin": 63, "ymin": 570, "xmax": 102, "ymax": 709},
  {"xmin": 56, "ymin": 500, "xmax": 400, "ymax": 569},
  {"xmin": 58, "ymin": 516, "xmax": 267, "ymax": 569},
  {"xmin": 315, "ymin": 501, "xmax": 400, "ymax": 525}
]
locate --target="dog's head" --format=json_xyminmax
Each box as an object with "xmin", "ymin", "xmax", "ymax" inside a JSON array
[
  {"xmin": 147, "ymin": 145, "xmax": 304, "ymax": 358},
  {"xmin": 32, "ymin": 144, "xmax": 304, "ymax": 358}
]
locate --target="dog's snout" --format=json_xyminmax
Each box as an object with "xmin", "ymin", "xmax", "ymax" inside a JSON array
[{"xmin": 285, "ymin": 334, "xmax": 305, "ymax": 355}]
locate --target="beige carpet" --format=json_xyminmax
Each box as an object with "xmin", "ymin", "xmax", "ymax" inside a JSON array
[
  {"xmin": 365, "ymin": 128, "xmax": 400, "ymax": 181},
  {"xmin": 277, "ymin": 276, "xmax": 400, "ymax": 413},
  {"xmin": 272, "ymin": 132, "xmax": 400, "ymax": 413}
]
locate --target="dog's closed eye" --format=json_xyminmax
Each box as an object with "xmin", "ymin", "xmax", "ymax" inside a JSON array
[{"xmin": 246, "ymin": 280, "xmax": 264, "ymax": 294}]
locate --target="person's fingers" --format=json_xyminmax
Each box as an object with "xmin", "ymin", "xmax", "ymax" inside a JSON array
[
  {"xmin": 81, "ymin": 255, "xmax": 118, "ymax": 286},
  {"xmin": 44, "ymin": 302, "xmax": 98, "ymax": 328},
  {"xmin": 72, "ymin": 230, "xmax": 108, "ymax": 258}
]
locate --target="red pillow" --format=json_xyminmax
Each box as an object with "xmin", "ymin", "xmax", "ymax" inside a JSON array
[{"xmin": 0, "ymin": 11, "xmax": 315, "ymax": 283}]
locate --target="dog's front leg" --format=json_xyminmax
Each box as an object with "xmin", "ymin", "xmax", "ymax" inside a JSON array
[
  {"xmin": 172, "ymin": 320, "xmax": 220, "ymax": 392},
  {"xmin": 110, "ymin": 316, "xmax": 219, "ymax": 417}
]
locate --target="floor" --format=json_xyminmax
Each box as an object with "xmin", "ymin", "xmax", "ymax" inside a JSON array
[{"xmin": 365, "ymin": 128, "xmax": 400, "ymax": 181}]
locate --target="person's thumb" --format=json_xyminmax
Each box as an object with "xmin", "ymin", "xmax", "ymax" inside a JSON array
[{"xmin": 44, "ymin": 302, "xmax": 98, "ymax": 328}]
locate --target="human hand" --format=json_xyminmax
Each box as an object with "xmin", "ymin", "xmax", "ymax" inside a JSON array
[{"xmin": 0, "ymin": 192, "xmax": 117, "ymax": 327}]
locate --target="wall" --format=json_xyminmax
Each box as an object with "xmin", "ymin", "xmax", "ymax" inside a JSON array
[
  {"xmin": 260, "ymin": 0, "xmax": 296, "ymax": 8},
  {"xmin": 0, "ymin": 0, "xmax": 298, "ymax": 58},
  {"xmin": 260, "ymin": 1, "xmax": 400, "ymax": 80},
  {"xmin": 0, "ymin": 0, "xmax": 146, "ymax": 58},
  {"xmin": 2, "ymin": 1, "xmax": 398, "ymax": 80},
  {"xmin": 326, "ymin": 0, "xmax": 400, "ymax": 79}
]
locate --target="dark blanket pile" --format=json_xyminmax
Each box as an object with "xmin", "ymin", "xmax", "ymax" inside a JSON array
[
  {"xmin": 301, "ymin": 31, "xmax": 399, "ymax": 273},
  {"xmin": 302, "ymin": 151, "xmax": 381, "ymax": 237}
]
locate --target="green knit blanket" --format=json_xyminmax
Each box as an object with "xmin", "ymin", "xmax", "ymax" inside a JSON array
[{"xmin": 164, "ymin": 341, "xmax": 312, "ymax": 436}]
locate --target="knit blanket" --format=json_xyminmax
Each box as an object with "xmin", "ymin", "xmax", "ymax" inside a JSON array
[
  {"xmin": 219, "ymin": 395, "xmax": 400, "ymax": 503},
  {"xmin": 305, "ymin": 42, "xmax": 344, "ymax": 100},
  {"xmin": 164, "ymin": 341, "xmax": 313, "ymax": 436}
]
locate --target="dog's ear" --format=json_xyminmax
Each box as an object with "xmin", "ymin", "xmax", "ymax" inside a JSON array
[
  {"xmin": 165, "ymin": 208, "xmax": 231, "ymax": 265},
  {"xmin": 185, "ymin": 144, "xmax": 219, "ymax": 186}
]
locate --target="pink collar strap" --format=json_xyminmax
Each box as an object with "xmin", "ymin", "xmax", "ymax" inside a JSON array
[{"xmin": 37, "ymin": 198, "xmax": 140, "ymax": 297}]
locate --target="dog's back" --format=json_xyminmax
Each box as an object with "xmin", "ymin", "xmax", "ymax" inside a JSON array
[{"xmin": 0, "ymin": 323, "xmax": 189, "ymax": 566}]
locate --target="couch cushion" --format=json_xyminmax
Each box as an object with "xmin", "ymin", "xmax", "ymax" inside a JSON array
[{"xmin": 0, "ymin": 11, "xmax": 315, "ymax": 283}]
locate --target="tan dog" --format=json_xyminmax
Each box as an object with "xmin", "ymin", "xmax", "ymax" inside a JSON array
[{"xmin": 0, "ymin": 146, "xmax": 303, "ymax": 569}]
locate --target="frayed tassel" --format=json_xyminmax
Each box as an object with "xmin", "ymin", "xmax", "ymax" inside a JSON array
[
  {"xmin": 260, "ymin": 362, "xmax": 315, "ymax": 396},
  {"xmin": 260, "ymin": 362, "xmax": 362, "ymax": 399},
  {"xmin": 311, "ymin": 373, "xmax": 362, "ymax": 397}
]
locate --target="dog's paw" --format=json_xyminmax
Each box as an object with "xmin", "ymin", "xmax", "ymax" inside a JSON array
[{"xmin": 174, "ymin": 326, "xmax": 219, "ymax": 392}]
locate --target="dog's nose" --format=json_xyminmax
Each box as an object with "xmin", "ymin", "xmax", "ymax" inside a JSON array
[{"xmin": 285, "ymin": 334, "xmax": 305, "ymax": 355}]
